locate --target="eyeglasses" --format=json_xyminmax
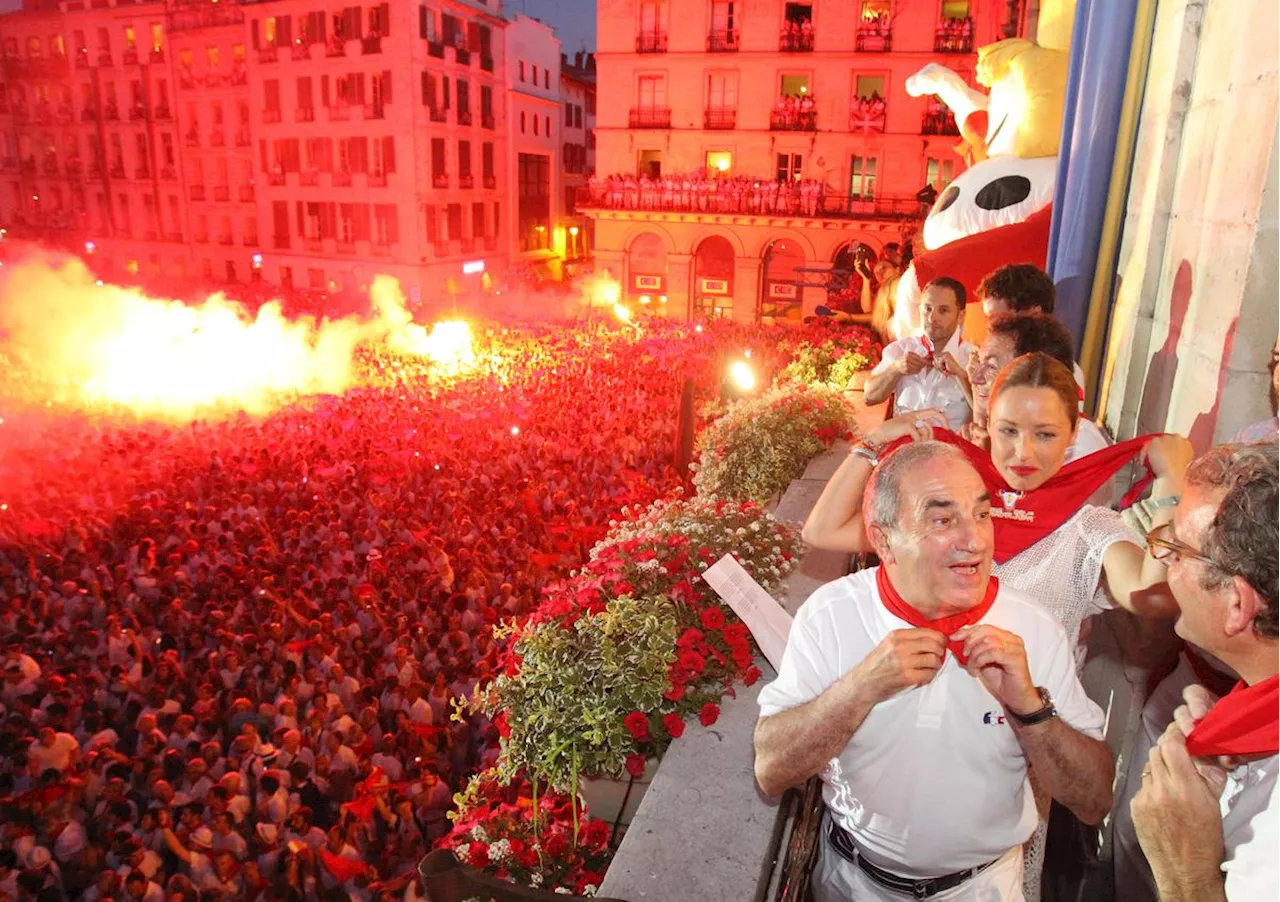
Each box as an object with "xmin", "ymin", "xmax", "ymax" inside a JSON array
[{"xmin": 1146, "ymin": 522, "xmax": 1219, "ymax": 568}]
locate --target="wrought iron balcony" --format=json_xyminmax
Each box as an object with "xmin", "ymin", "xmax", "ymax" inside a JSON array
[
  {"xmin": 934, "ymin": 20, "xmax": 974, "ymax": 53},
  {"xmin": 483, "ymin": 175, "xmax": 496, "ymax": 189},
  {"xmin": 426, "ymin": 41, "xmax": 444, "ymax": 59},
  {"xmin": 367, "ymin": 171, "xmax": 387, "ymax": 187},
  {"xmin": 481, "ymin": 112, "xmax": 495, "ymax": 130},
  {"xmin": 332, "ymin": 170, "xmax": 352, "ymax": 186},
  {"xmin": 704, "ymin": 108, "xmax": 736, "ymax": 130},
  {"xmin": 361, "ymin": 35, "xmax": 382, "ymax": 55},
  {"xmin": 266, "ymin": 171, "xmax": 286, "ymax": 186},
  {"xmin": 123, "ymin": 48, "xmax": 139, "ymax": 65},
  {"xmin": 295, "ymin": 107, "xmax": 315, "ymax": 122},
  {"xmin": 291, "ymin": 44, "xmax": 311, "ymax": 61},
  {"xmin": 453, "ymin": 45, "xmax": 470, "ymax": 65},
  {"xmin": 299, "ymin": 171, "xmax": 318, "ymax": 186},
  {"xmin": 457, "ymin": 174, "xmax": 473, "ymax": 189},
  {"xmin": 432, "ymin": 173, "xmax": 448, "ymax": 188},
  {"xmin": 326, "ymin": 39, "xmax": 346, "ymax": 58},
  {"xmin": 363, "ymin": 104, "xmax": 384, "ymax": 121},
  {"xmin": 258, "ymin": 45, "xmax": 278, "ymax": 63},
  {"xmin": 213, "ymin": 185, "xmax": 230, "ymax": 201},
  {"xmin": 184, "ymin": 129, "xmax": 199, "ymax": 146},
  {"xmin": 188, "ymin": 184, "xmax": 206, "ymax": 200},
  {"xmin": 707, "ymin": 29, "xmax": 739, "ymax": 52},
  {"xmin": 235, "ymin": 130, "xmax": 251, "ymax": 147},
  {"xmin": 855, "ymin": 26, "xmax": 892, "ymax": 52},
  {"xmin": 428, "ymin": 107, "xmax": 448, "ymax": 123},
  {"xmin": 780, "ymin": 32, "xmax": 814, "ymax": 52},
  {"xmin": 153, "ymin": 105, "xmax": 171, "ymax": 120},
  {"xmin": 629, "ymin": 107, "xmax": 671, "ymax": 128},
  {"xmin": 636, "ymin": 31, "xmax": 667, "ymax": 53},
  {"xmin": 457, "ymin": 110, "xmax": 472, "ymax": 126},
  {"xmin": 480, "ymin": 54, "xmax": 494, "ymax": 72},
  {"xmin": 239, "ymin": 185, "xmax": 255, "ymax": 201},
  {"xmin": 326, "ymin": 105, "xmax": 351, "ymax": 122},
  {"xmin": 262, "ymin": 108, "xmax": 282, "ymax": 123},
  {"xmin": 922, "ymin": 109, "xmax": 959, "ymax": 136},
  {"xmin": 770, "ymin": 109, "xmax": 816, "ymax": 131}
]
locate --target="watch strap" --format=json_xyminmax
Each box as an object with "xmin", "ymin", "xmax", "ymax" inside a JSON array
[{"xmin": 1008, "ymin": 686, "xmax": 1057, "ymax": 727}]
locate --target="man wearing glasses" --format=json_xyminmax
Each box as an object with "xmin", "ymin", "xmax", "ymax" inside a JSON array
[{"xmin": 1118, "ymin": 442, "xmax": 1278, "ymax": 902}]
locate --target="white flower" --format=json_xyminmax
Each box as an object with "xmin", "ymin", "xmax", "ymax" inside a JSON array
[
  {"xmin": 530, "ymin": 872, "xmax": 544, "ymax": 887},
  {"xmin": 454, "ymin": 843, "xmax": 471, "ymax": 860},
  {"xmin": 470, "ymin": 825, "xmax": 489, "ymax": 843},
  {"xmin": 488, "ymin": 838, "xmax": 512, "ymax": 862},
  {"xmin": 554, "ymin": 888, "xmax": 573, "ymax": 895}
]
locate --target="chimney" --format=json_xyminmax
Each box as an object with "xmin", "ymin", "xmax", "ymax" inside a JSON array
[{"xmin": 574, "ymin": 50, "xmax": 583, "ymax": 69}]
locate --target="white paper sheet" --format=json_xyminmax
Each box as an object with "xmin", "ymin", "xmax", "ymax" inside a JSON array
[{"xmin": 701, "ymin": 554, "xmax": 793, "ymax": 670}]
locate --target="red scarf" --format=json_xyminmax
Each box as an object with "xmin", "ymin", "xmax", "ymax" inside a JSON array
[
  {"xmin": 900, "ymin": 430, "xmax": 1160, "ymax": 563},
  {"xmin": 920, "ymin": 336, "xmax": 936, "ymax": 363},
  {"xmin": 876, "ymin": 566, "xmax": 999, "ymax": 664},
  {"xmin": 319, "ymin": 848, "xmax": 369, "ymax": 882},
  {"xmin": 1186, "ymin": 676, "xmax": 1279, "ymax": 758}
]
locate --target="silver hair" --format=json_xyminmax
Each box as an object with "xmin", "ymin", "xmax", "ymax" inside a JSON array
[
  {"xmin": 864, "ymin": 440, "xmax": 970, "ymax": 533},
  {"xmin": 1185, "ymin": 441, "xmax": 1279, "ymax": 638}
]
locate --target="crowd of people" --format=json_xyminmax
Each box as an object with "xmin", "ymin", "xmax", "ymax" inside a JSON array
[
  {"xmin": 771, "ymin": 93, "xmax": 818, "ymax": 130},
  {"xmin": 779, "ymin": 17, "xmax": 814, "ymax": 51},
  {"xmin": 585, "ymin": 171, "xmax": 829, "ymax": 217},
  {"xmin": 771, "ymin": 263, "xmax": 1278, "ymax": 902},
  {"xmin": 0, "ymin": 313, "xmax": 782, "ymax": 901},
  {"xmin": 848, "ymin": 93, "xmax": 888, "ymax": 132}
]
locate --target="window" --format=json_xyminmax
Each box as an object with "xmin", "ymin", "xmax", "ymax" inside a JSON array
[
  {"xmin": 422, "ymin": 71, "xmax": 438, "ymax": 108},
  {"xmin": 532, "ymin": 64, "xmax": 538, "ymax": 84},
  {"xmin": 565, "ymin": 101, "xmax": 573, "ymax": 125},
  {"xmin": 533, "ymin": 115, "xmax": 539, "ymax": 136},
  {"xmin": 446, "ymin": 203, "xmax": 463, "ymax": 239},
  {"xmin": 639, "ymin": 0, "xmax": 667, "ymax": 38},
  {"xmin": 124, "ymin": 26, "xmax": 136, "ymax": 49},
  {"xmin": 481, "ymin": 142, "xmax": 494, "ymax": 180},
  {"xmin": 481, "ymin": 85, "xmax": 493, "ymax": 120},
  {"xmin": 456, "ymin": 79, "xmax": 468, "ymax": 115},
  {"xmin": 637, "ymin": 149, "xmax": 662, "ymax": 177},
  {"xmin": 419, "ymin": 6, "xmax": 438, "ymax": 41},
  {"xmin": 516, "ymin": 152, "xmax": 550, "ymax": 251},
  {"xmin": 705, "ymin": 151, "xmax": 733, "ymax": 174},
  {"xmin": 776, "ymin": 152, "xmax": 802, "ymax": 181},
  {"xmin": 637, "ymin": 75, "xmax": 666, "ymax": 109},
  {"xmin": 545, "ymin": 115, "xmax": 551, "ymax": 135},
  {"xmin": 544, "ymin": 70, "xmax": 549, "ymax": 89},
  {"xmin": 374, "ymin": 204, "xmax": 397, "ymax": 244},
  {"xmin": 458, "ymin": 140, "xmax": 471, "ymax": 177},
  {"xmin": 941, "ymin": 0, "xmax": 970, "ymax": 18},
  {"xmin": 926, "ymin": 157, "xmax": 954, "ymax": 189},
  {"xmin": 711, "ymin": 1, "xmax": 736, "ymax": 33},
  {"xmin": 471, "ymin": 201, "xmax": 484, "ymax": 238},
  {"xmin": 431, "ymin": 137, "xmax": 446, "ymax": 178},
  {"xmin": 849, "ymin": 154, "xmax": 876, "ymax": 198},
  {"xmin": 520, "ymin": 111, "xmax": 526, "ymax": 133},
  {"xmin": 151, "ymin": 24, "xmax": 163, "ymax": 52},
  {"xmin": 575, "ymin": 105, "xmax": 583, "ymax": 128},
  {"xmin": 519, "ymin": 60, "xmax": 525, "ymax": 82},
  {"xmin": 706, "ymin": 71, "xmax": 738, "ymax": 109},
  {"xmin": 780, "ymin": 74, "xmax": 810, "ymax": 96},
  {"xmin": 854, "ymin": 75, "xmax": 885, "ymax": 99}
]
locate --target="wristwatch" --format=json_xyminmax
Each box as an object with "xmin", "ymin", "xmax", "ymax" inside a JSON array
[
  {"xmin": 849, "ymin": 440, "xmax": 881, "ymax": 468},
  {"xmin": 1008, "ymin": 686, "xmax": 1057, "ymax": 727}
]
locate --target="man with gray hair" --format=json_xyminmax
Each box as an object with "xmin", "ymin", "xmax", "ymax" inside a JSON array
[
  {"xmin": 1130, "ymin": 442, "xmax": 1278, "ymax": 902},
  {"xmin": 755, "ymin": 427, "xmax": 1114, "ymax": 901}
]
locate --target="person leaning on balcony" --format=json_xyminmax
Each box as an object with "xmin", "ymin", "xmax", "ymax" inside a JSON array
[
  {"xmin": 1129, "ymin": 441, "xmax": 1278, "ymax": 902},
  {"xmin": 754, "ymin": 438, "xmax": 1114, "ymax": 902},
  {"xmin": 864, "ymin": 277, "xmax": 975, "ymax": 431}
]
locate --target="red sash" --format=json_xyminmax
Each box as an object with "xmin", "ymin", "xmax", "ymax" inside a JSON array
[
  {"xmin": 1186, "ymin": 676, "xmax": 1279, "ymax": 758},
  {"xmin": 875, "ymin": 566, "xmax": 999, "ymax": 664},
  {"xmin": 892, "ymin": 430, "xmax": 1160, "ymax": 563}
]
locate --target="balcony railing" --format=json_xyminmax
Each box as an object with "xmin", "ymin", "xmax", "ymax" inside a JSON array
[
  {"xmin": 262, "ymin": 108, "xmax": 282, "ymax": 123},
  {"xmin": 75, "ymin": 49, "xmax": 89, "ymax": 69},
  {"xmin": 210, "ymin": 131, "xmax": 226, "ymax": 146},
  {"xmin": 368, "ymin": 171, "xmax": 388, "ymax": 187},
  {"xmin": 153, "ymin": 105, "xmax": 171, "ymax": 120},
  {"xmin": 934, "ymin": 20, "xmax": 974, "ymax": 53},
  {"xmin": 326, "ymin": 105, "xmax": 352, "ymax": 122},
  {"xmin": 184, "ymin": 130, "xmax": 199, "ymax": 146},
  {"xmin": 704, "ymin": 108, "xmax": 736, "ymax": 130},
  {"xmin": 458, "ymin": 238, "xmax": 475, "ymax": 254},
  {"xmin": 239, "ymin": 185, "xmax": 255, "ymax": 202},
  {"xmin": 481, "ymin": 112, "xmax": 495, "ymax": 129},
  {"xmin": 427, "ymin": 41, "xmax": 444, "ymax": 59},
  {"xmin": 291, "ymin": 44, "xmax": 311, "ymax": 61},
  {"xmin": 770, "ymin": 109, "xmax": 816, "ymax": 131},
  {"xmin": 300, "ymin": 171, "xmax": 319, "ymax": 186},
  {"xmin": 128, "ymin": 103, "xmax": 148, "ymax": 121},
  {"xmin": 123, "ymin": 48, "xmax": 139, "ymax": 65},
  {"xmin": 363, "ymin": 104, "xmax": 385, "ymax": 121},
  {"xmin": 42, "ymin": 157, "xmax": 60, "ymax": 176},
  {"xmin": 483, "ymin": 174, "xmax": 496, "ymax": 189},
  {"xmin": 150, "ymin": 49, "xmax": 165, "ymax": 63},
  {"xmin": 453, "ymin": 45, "xmax": 470, "ymax": 66},
  {"xmin": 629, "ymin": 107, "xmax": 671, "ymax": 128},
  {"xmin": 168, "ymin": 5, "xmax": 245, "ymax": 33},
  {"xmin": 922, "ymin": 109, "xmax": 959, "ymax": 135},
  {"xmin": 855, "ymin": 25, "xmax": 892, "ymax": 52},
  {"xmin": 258, "ymin": 45, "xmax": 278, "ymax": 63},
  {"xmin": 108, "ymin": 162, "xmax": 125, "ymax": 178},
  {"xmin": 167, "ymin": 231, "xmax": 182, "ymax": 242},
  {"xmin": 81, "ymin": 108, "xmax": 97, "ymax": 122},
  {"xmin": 134, "ymin": 165, "xmax": 150, "ymax": 179},
  {"xmin": 371, "ymin": 241, "xmax": 392, "ymax": 256},
  {"xmin": 849, "ymin": 99, "xmax": 886, "ymax": 133},
  {"xmin": 707, "ymin": 29, "xmax": 739, "ymax": 52},
  {"xmin": 102, "ymin": 104, "xmax": 120, "ymax": 121},
  {"xmin": 780, "ymin": 31, "xmax": 814, "ymax": 52},
  {"xmin": 295, "ymin": 107, "xmax": 315, "ymax": 122},
  {"xmin": 213, "ymin": 185, "xmax": 230, "ymax": 201},
  {"xmin": 361, "ymin": 35, "xmax": 382, "ymax": 55},
  {"xmin": 457, "ymin": 110, "xmax": 472, "ymax": 126},
  {"xmin": 432, "ymin": 240, "xmax": 450, "ymax": 257},
  {"xmin": 574, "ymin": 181, "xmax": 929, "ymax": 221},
  {"xmin": 428, "ymin": 107, "xmax": 448, "ymax": 123},
  {"xmin": 97, "ymin": 50, "xmax": 113, "ymax": 66},
  {"xmin": 235, "ymin": 130, "xmax": 251, "ymax": 147},
  {"xmin": 480, "ymin": 54, "xmax": 494, "ymax": 72},
  {"xmin": 332, "ymin": 170, "xmax": 352, "ymax": 187},
  {"xmin": 188, "ymin": 184, "xmax": 205, "ymax": 200},
  {"xmin": 457, "ymin": 174, "xmax": 473, "ymax": 189},
  {"xmin": 432, "ymin": 173, "xmax": 448, "ymax": 188},
  {"xmin": 326, "ymin": 39, "xmax": 346, "ymax": 58},
  {"xmin": 267, "ymin": 171, "xmax": 286, "ymax": 186},
  {"xmin": 636, "ymin": 31, "xmax": 668, "ymax": 53},
  {"xmin": 160, "ymin": 165, "xmax": 176, "ymax": 180}
]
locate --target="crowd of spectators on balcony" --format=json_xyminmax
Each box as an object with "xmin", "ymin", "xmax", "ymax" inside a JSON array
[
  {"xmin": 0, "ymin": 313, "xmax": 762, "ymax": 901},
  {"xmin": 857, "ymin": 10, "xmax": 892, "ymax": 36},
  {"xmin": 848, "ymin": 93, "xmax": 887, "ymax": 132},
  {"xmin": 771, "ymin": 92, "xmax": 818, "ymax": 130},
  {"xmin": 586, "ymin": 171, "xmax": 827, "ymax": 216},
  {"xmin": 935, "ymin": 15, "xmax": 974, "ymax": 49},
  {"xmin": 779, "ymin": 17, "xmax": 814, "ymax": 50}
]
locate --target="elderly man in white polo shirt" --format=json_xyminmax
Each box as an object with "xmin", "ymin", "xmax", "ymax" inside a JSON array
[
  {"xmin": 1130, "ymin": 442, "xmax": 1278, "ymax": 902},
  {"xmin": 754, "ymin": 439, "xmax": 1114, "ymax": 901},
  {"xmin": 865, "ymin": 278, "xmax": 976, "ymax": 431}
]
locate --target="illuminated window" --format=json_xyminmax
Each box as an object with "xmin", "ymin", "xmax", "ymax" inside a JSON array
[
  {"xmin": 264, "ymin": 18, "xmax": 277, "ymax": 45},
  {"xmin": 705, "ymin": 151, "xmax": 733, "ymax": 174},
  {"xmin": 124, "ymin": 26, "xmax": 136, "ymax": 49},
  {"xmin": 855, "ymin": 75, "xmax": 885, "ymax": 99},
  {"xmin": 207, "ymin": 47, "xmax": 219, "ymax": 67},
  {"xmin": 151, "ymin": 24, "xmax": 163, "ymax": 52},
  {"xmin": 941, "ymin": 0, "xmax": 970, "ymax": 18},
  {"xmin": 780, "ymin": 74, "xmax": 810, "ymax": 96}
]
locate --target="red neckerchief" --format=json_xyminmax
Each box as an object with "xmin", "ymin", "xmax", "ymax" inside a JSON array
[
  {"xmin": 885, "ymin": 430, "xmax": 1160, "ymax": 563},
  {"xmin": 920, "ymin": 335, "xmax": 935, "ymax": 363},
  {"xmin": 875, "ymin": 566, "xmax": 999, "ymax": 664},
  {"xmin": 1186, "ymin": 676, "xmax": 1279, "ymax": 757}
]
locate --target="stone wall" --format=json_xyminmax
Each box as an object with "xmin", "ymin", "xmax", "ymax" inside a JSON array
[{"xmin": 1100, "ymin": 0, "xmax": 1278, "ymax": 446}]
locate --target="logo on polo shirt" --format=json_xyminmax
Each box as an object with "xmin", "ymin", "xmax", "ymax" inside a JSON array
[{"xmin": 982, "ymin": 711, "xmax": 1006, "ymax": 726}]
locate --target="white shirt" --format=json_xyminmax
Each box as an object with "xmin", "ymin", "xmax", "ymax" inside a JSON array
[
  {"xmin": 873, "ymin": 331, "xmax": 976, "ymax": 431},
  {"xmin": 1221, "ymin": 753, "xmax": 1278, "ymax": 901},
  {"xmin": 758, "ymin": 568, "xmax": 1104, "ymax": 877}
]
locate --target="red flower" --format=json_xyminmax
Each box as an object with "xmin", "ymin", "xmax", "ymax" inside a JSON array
[
  {"xmin": 677, "ymin": 627, "xmax": 705, "ymax": 650},
  {"xmin": 625, "ymin": 754, "xmax": 647, "ymax": 777},
  {"xmin": 677, "ymin": 648, "xmax": 706, "ymax": 676},
  {"xmin": 722, "ymin": 622, "xmax": 749, "ymax": 645},
  {"xmin": 613, "ymin": 581, "xmax": 634, "ymax": 596},
  {"xmin": 517, "ymin": 848, "xmax": 540, "ymax": 869},
  {"xmin": 699, "ymin": 607, "xmax": 726, "ymax": 630},
  {"xmin": 543, "ymin": 832, "xmax": 568, "ymax": 858},
  {"xmin": 469, "ymin": 842, "xmax": 491, "ymax": 868},
  {"xmin": 699, "ymin": 703, "xmax": 720, "ymax": 726},
  {"xmin": 494, "ymin": 711, "xmax": 511, "ymax": 739},
  {"xmin": 576, "ymin": 871, "xmax": 605, "ymax": 895},
  {"xmin": 663, "ymin": 681, "xmax": 686, "ymax": 702},
  {"xmin": 581, "ymin": 820, "xmax": 611, "ymax": 851},
  {"xmin": 623, "ymin": 710, "xmax": 650, "ymax": 742},
  {"xmin": 662, "ymin": 713, "xmax": 685, "ymax": 738},
  {"xmin": 743, "ymin": 666, "xmax": 762, "ymax": 686}
]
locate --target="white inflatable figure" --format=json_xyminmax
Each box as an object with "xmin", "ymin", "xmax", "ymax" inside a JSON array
[{"xmin": 889, "ymin": 5, "xmax": 1076, "ymax": 341}]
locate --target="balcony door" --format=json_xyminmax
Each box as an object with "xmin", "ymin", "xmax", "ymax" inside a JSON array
[{"xmin": 637, "ymin": 75, "xmax": 666, "ymax": 111}]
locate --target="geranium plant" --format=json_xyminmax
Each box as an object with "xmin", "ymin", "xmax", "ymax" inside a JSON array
[
  {"xmin": 440, "ymin": 769, "xmax": 613, "ymax": 896},
  {"xmin": 777, "ymin": 325, "xmax": 882, "ymax": 390},
  {"xmin": 692, "ymin": 383, "xmax": 853, "ymax": 503}
]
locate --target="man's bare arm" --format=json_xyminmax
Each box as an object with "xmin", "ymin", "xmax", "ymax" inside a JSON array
[{"xmin": 1010, "ymin": 716, "xmax": 1115, "ymax": 824}]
